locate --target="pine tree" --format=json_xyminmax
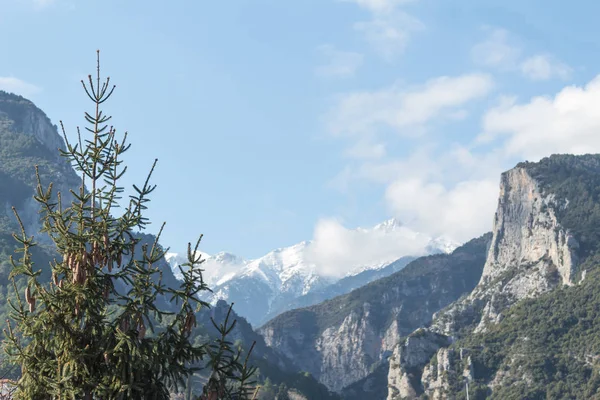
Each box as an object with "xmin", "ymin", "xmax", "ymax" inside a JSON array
[{"xmin": 2, "ymin": 51, "xmax": 257, "ymax": 399}]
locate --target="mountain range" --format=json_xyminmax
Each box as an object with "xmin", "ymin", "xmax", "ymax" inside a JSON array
[
  {"xmin": 258, "ymin": 153, "xmax": 600, "ymax": 399},
  {"xmin": 166, "ymin": 219, "xmax": 459, "ymax": 326},
  {"xmin": 3, "ymin": 88, "xmax": 600, "ymax": 399}
]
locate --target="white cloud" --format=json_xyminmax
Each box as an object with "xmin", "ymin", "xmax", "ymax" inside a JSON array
[
  {"xmin": 306, "ymin": 217, "xmax": 432, "ymax": 277},
  {"xmin": 380, "ymin": 76, "xmax": 600, "ymax": 242},
  {"xmin": 0, "ymin": 77, "xmax": 41, "ymax": 97},
  {"xmin": 481, "ymin": 75, "xmax": 600, "ymax": 161},
  {"xmin": 472, "ymin": 28, "xmax": 571, "ymax": 81},
  {"xmin": 315, "ymin": 45, "xmax": 364, "ymax": 79},
  {"xmin": 385, "ymin": 178, "xmax": 499, "ymax": 243},
  {"xmin": 325, "ymin": 73, "xmax": 498, "ymax": 245},
  {"xmin": 328, "ymin": 73, "xmax": 494, "ymax": 137},
  {"xmin": 333, "ymin": 145, "xmax": 438, "ymax": 187},
  {"xmin": 520, "ymin": 54, "xmax": 572, "ymax": 81},
  {"xmin": 349, "ymin": 74, "xmax": 600, "ymax": 245}
]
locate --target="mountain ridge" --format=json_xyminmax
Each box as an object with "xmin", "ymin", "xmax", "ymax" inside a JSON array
[{"xmin": 166, "ymin": 219, "xmax": 459, "ymax": 326}]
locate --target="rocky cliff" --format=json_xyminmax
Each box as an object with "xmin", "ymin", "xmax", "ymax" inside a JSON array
[
  {"xmin": 0, "ymin": 91, "xmax": 79, "ymax": 246},
  {"xmin": 259, "ymin": 234, "xmax": 490, "ymax": 392},
  {"xmin": 430, "ymin": 158, "xmax": 590, "ymax": 339},
  {"xmin": 387, "ymin": 154, "xmax": 600, "ymax": 399},
  {"xmin": 0, "ymin": 91, "xmax": 65, "ymax": 155}
]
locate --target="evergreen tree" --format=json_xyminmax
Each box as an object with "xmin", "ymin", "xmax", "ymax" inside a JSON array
[{"xmin": 1, "ymin": 51, "xmax": 257, "ymax": 399}]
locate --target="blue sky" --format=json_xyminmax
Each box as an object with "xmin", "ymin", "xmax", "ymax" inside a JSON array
[{"xmin": 2, "ymin": 0, "xmax": 600, "ymax": 261}]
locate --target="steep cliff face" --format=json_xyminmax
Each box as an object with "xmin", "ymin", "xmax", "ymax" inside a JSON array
[
  {"xmin": 387, "ymin": 154, "xmax": 600, "ymax": 399},
  {"xmin": 432, "ymin": 164, "xmax": 580, "ymax": 336},
  {"xmin": 0, "ymin": 91, "xmax": 79, "ymax": 245},
  {"xmin": 0, "ymin": 91, "xmax": 65, "ymax": 155},
  {"xmin": 483, "ymin": 167, "xmax": 578, "ymax": 284},
  {"xmin": 259, "ymin": 235, "xmax": 489, "ymax": 392},
  {"xmin": 386, "ymin": 330, "xmax": 452, "ymax": 400}
]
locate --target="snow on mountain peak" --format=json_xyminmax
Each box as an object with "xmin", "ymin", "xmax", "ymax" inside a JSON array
[
  {"xmin": 167, "ymin": 219, "xmax": 460, "ymax": 287},
  {"xmin": 165, "ymin": 250, "xmax": 246, "ymax": 285},
  {"xmin": 212, "ymin": 251, "xmax": 245, "ymax": 264},
  {"xmin": 372, "ymin": 217, "xmax": 404, "ymax": 232},
  {"xmin": 165, "ymin": 218, "xmax": 463, "ymax": 325}
]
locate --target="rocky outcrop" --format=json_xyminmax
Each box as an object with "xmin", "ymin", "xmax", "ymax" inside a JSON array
[
  {"xmin": 260, "ymin": 236, "xmax": 489, "ymax": 392},
  {"xmin": 0, "ymin": 91, "xmax": 79, "ymax": 243},
  {"xmin": 0, "ymin": 91, "xmax": 65, "ymax": 155},
  {"xmin": 480, "ymin": 167, "xmax": 578, "ymax": 286},
  {"xmin": 432, "ymin": 166, "xmax": 579, "ymax": 336},
  {"xmin": 387, "ymin": 329, "xmax": 451, "ymax": 400},
  {"xmin": 420, "ymin": 348, "xmax": 454, "ymax": 400},
  {"xmin": 386, "ymin": 157, "xmax": 594, "ymax": 398}
]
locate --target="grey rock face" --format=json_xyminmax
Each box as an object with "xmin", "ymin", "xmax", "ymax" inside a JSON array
[
  {"xmin": 481, "ymin": 167, "xmax": 578, "ymax": 286},
  {"xmin": 386, "ymin": 162, "xmax": 586, "ymax": 399},
  {"xmin": 386, "ymin": 329, "xmax": 451, "ymax": 400},
  {"xmin": 432, "ymin": 166, "xmax": 579, "ymax": 336},
  {"xmin": 0, "ymin": 92, "xmax": 65, "ymax": 155},
  {"xmin": 421, "ymin": 348, "xmax": 454, "ymax": 400},
  {"xmin": 0, "ymin": 92, "xmax": 78, "ymax": 244}
]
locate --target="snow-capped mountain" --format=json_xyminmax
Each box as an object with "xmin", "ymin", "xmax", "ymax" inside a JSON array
[
  {"xmin": 166, "ymin": 218, "xmax": 459, "ymax": 326},
  {"xmin": 165, "ymin": 251, "xmax": 245, "ymax": 284}
]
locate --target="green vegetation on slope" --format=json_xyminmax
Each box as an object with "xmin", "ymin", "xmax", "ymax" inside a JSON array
[
  {"xmin": 446, "ymin": 268, "xmax": 600, "ymax": 399},
  {"xmin": 520, "ymin": 154, "xmax": 600, "ymax": 273},
  {"xmin": 435, "ymin": 154, "xmax": 600, "ymax": 400}
]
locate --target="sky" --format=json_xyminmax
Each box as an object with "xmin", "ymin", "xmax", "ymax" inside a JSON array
[{"xmin": 2, "ymin": 0, "xmax": 600, "ymax": 266}]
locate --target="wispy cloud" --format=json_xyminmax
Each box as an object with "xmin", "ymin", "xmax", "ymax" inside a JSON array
[
  {"xmin": 315, "ymin": 45, "xmax": 364, "ymax": 79},
  {"xmin": 323, "ymin": 73, "xmax": 499, "ymax": 243},
  {"xmin": 340, "ymin": 0, "xmax": 424, "ymax": 59},
  {"xmin": 471, "ymin": 28, "xmax": 521, "ymax": 70},
  {"xmin": 0, "ymin": 77, "xmax": 41, "ymax": 97},
  {"xmin": 327, "ymin": 73, "xmax": 494, "ymax": 138},
  {"xmin": 354, "ymin": 12, "xmax": 424, "ymax": 60},
  {"xmin": 472, "ymin": 28, "xmax": 572, "ymax": 81},
  {"xmin": 520, "ymin": 54, "xmax": 572, "ymax": 81},
  {"xmin": 339, "ymin": 75, "xmax": 600, "ymax": 244}
]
